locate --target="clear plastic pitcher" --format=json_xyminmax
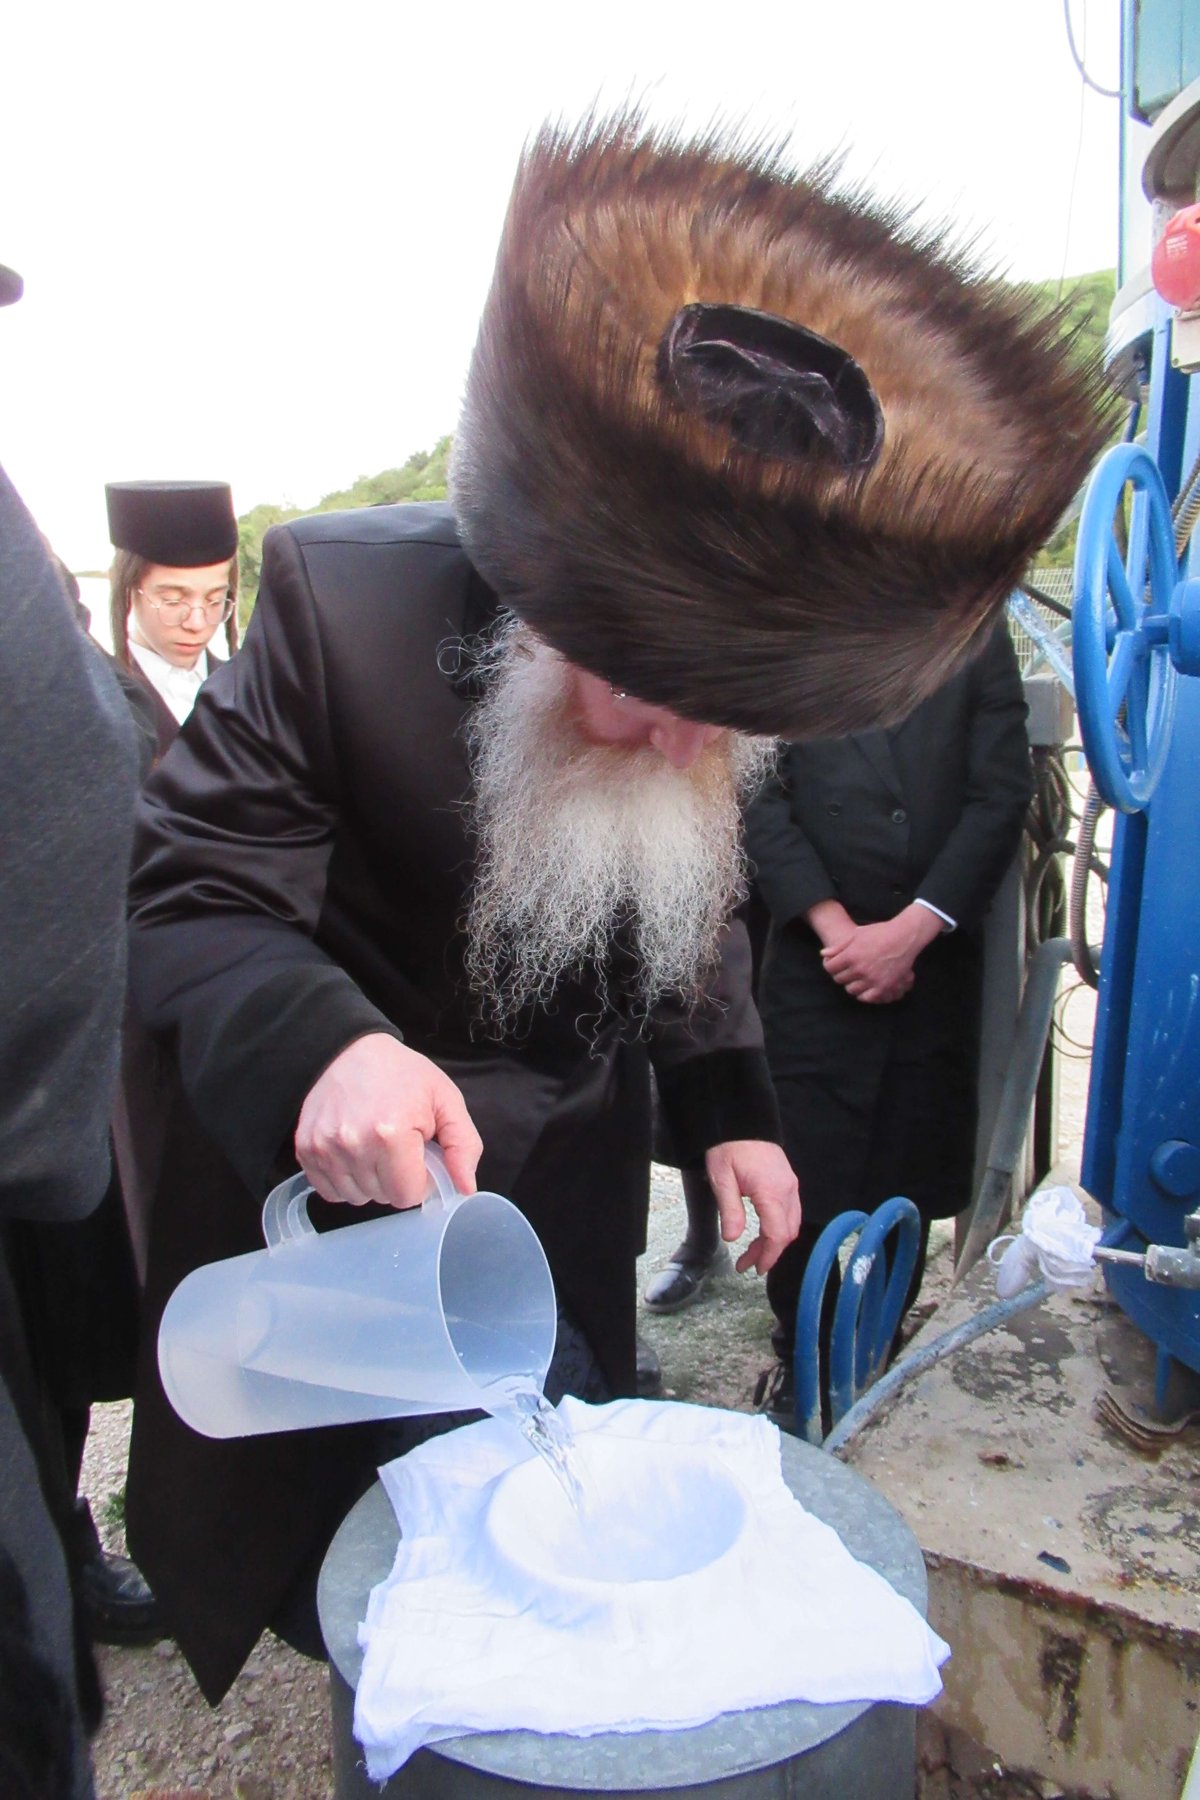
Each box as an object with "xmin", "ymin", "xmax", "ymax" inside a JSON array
[{"xmin": 158, "ymin": 1146, "xmax": 557, "ymax": 1439}]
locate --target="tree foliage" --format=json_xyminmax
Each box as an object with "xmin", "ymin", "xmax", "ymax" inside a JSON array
[
  {"xmin": 1035, "ymin": 268, "xmax": 1116, "ymax": 379},
  {"xmin": 1027, "ymin": 269, "xmax": 1120, "ymax": 567},
  {"xmin": 236, "ymin": 436, "xmax": 452, "ymax": 618}
]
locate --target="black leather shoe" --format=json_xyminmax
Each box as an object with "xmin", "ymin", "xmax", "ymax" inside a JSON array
[
  {"xmin": 642, "ymin": 1243, "xmax": 732, "ymax": 1313},
  {"xmin": 78, "ymin": 1550, "xmax": 165, "ymax": 1646},
  {"xmin": 752, "ymin": 1359, "xmax": 800, "ymax": 1436},
  {"xmin": 635, "ymin": 1335, "xmax": 663, "ymax": 1398}
]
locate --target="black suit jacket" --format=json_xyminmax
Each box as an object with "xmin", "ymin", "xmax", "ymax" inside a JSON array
[
  {"xmin": 745, "ymin": 623, "xmax": 1032, "ymax": 1220},
  {"xmin": 0, "ymin": 462, "xmax": 139, "ymax": 1799},
  {"xmin": 124, "ymin": 501, "xmax": 779, "ymax": 1699}
]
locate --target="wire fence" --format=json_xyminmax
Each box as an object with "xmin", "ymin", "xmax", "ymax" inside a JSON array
[{"xmin": 1009, "ymin": 568, "xmax": 1074, "ymax": 676}]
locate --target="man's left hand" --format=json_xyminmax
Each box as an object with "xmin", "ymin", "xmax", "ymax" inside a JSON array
[
  {"xmin": 820, "ymin": 904, "xmax": 943, "ymax": 1003},
  {"xmin": 704, "ymin": 1140, "xmax": 802, "ymax": 1274}
]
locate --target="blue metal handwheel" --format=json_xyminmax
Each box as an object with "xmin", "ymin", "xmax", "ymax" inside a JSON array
[{"xmin": 1072, "ymin": 443, "xmax": 1179, "ymax": 812}]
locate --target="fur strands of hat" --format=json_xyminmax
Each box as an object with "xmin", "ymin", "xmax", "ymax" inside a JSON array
[{"xmin": 452, "ymin": 111, "xmax": 1115, "ymax": 739}]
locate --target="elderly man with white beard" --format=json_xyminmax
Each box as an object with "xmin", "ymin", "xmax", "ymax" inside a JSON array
[
  {"xmin": 123, "ymin": 521, "xmax": 795, "ymax": 1703},
  {"xmin": 294, "ymin": 622, "xmax": 781, "ymax": 1226},
  {"xmin": 121, "ymin": 113, "xmax": 1112, "ymax": 1704}
]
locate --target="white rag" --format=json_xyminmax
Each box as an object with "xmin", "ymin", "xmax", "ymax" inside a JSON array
[
  {"xmin": 989, "ymin": 1185, "xmax": 1102, "ymax": 1297},
  {"xmin": 353, "ymin": 1397, "xmax": 949, "ymax": 1781}
]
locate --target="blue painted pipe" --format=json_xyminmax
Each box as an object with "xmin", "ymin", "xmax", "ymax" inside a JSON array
[
  {"xmin": 793, "ymin": 1211, "xmax": 867, "ymax": 1444},
  {"xmin": 822, "ymin": 1279, "xmax": 1053, "ymax": 1455},
  {"xmin": 793, "ymin": 1199, "xmax": 922, "ymax": 1440}
]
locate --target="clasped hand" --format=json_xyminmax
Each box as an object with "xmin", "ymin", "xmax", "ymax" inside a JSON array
[{"xmin": 817, "ymin": 902, "xmax": 944, "ymax": 1005}]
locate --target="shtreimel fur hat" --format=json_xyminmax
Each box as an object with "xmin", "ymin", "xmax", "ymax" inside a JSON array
[{"xmin": 452, "ymin": 113, "xmax": 1114, "ymax": 739}]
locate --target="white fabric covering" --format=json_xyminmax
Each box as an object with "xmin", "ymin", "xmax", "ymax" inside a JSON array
[
  {"xmin": 354, "ymin": 1397, "xmax": 949, "ymax": 1782},
  {"xmin": 990, "ymin": 1185, "xmax": 1103, "ymax": 1297},
  {"xmin": 128, "ymin": 640, "xmax": 207, "ymax": 724}
]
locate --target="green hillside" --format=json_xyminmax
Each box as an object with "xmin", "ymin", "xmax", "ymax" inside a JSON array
[
  {"xmin": 1028, "ymin": 270, "xmax": 1120, "ymax": 566},
  {"xmin": 1033, "ymin": 268, "xmax": 1115, "ymax": 380},
  {"xmin": 236, "ymin": 437, "xmax": 452, "ymax": 620}
]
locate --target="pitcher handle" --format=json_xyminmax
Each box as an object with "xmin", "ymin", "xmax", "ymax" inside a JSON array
[
  {"xmin": 422, "ymin": 1142, "xmax": 460, "ymax": 1210},
  {"xmin": 262, "ymin": 1143, "xmax": 460, "ymax": 1250},
  {"xmin": 262, "ymin": 1171, "xmax": 319, "ymax": 1250}
]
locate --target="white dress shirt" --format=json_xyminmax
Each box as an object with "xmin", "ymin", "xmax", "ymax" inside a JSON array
[
  {"xmin": 914, "ymin": 896, "xmax": 957, "ymax": 932},
  {"xmin": 129, "ymin": 641, "xmax": 210, "ymax": 726}
]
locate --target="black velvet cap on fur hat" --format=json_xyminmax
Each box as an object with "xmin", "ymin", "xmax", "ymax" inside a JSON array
[
  {"xmin": 106, "ymin": 480, "xmax": 237, "ymax": 567},
  {"xmin": 451, "ymin": 112, "xmax": 1115, "ymax": 740}
]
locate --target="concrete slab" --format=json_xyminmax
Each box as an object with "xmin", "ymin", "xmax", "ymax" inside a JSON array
[{"xmin": 842, "ymin": 1247, "xmax": 1200, "ymax": 1798}]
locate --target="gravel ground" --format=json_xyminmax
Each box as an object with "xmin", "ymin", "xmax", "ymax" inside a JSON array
[{"xmin": 82, "ymin": 992, "xmax": 1094, "ymax": 1800}]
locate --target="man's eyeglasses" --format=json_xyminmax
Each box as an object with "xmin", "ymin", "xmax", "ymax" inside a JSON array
[{"xmin": 137, "ymin": 589, "xmax": 235, "ymax": 624}]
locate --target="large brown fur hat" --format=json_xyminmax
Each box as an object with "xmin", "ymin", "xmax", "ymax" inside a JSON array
[{"xmin": 452, "ymin": 112, "xmax": 1114, "ymax": 739}]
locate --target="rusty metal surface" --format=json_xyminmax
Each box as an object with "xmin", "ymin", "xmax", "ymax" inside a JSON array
[{"xmin": 845, "ymin": 1243, "xmax": 1200, "ymax": 1797}]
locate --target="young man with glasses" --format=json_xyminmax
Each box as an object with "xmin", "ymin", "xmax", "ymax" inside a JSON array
[{"xmin": 106, "ymin": 481, "xmax": 238, "ymax": 756}]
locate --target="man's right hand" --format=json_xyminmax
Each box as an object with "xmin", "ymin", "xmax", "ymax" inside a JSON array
[{"xmin": 294, "ymin": 1033, "xmax": 483, "ymax": 1210}]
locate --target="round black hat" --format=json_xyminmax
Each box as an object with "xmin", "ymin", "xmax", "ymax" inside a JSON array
[
  {"xmin": 105, "ymin": 480, "xmax": 238, "ymax": 567},
  {"xmin": 0, "ymin": 265, "xmax": 24, "ymax": 307}
]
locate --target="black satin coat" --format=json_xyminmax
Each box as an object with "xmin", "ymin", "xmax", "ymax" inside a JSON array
[{"xmin": 124, "ymin": 502, "xmax": 778, "ymax": 1700}]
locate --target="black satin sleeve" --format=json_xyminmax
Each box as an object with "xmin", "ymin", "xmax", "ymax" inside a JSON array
[
  {"xmin": 127, "ymin": 526, "xmax": 402, "ymax": 1197},
  {"xmin": 647, "ymin": 916, "xmax": 782, "ymax": 1164}
]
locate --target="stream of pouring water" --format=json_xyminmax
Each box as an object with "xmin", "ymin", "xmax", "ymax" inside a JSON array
[{"xmin": 483, "ymin": 1376, "xmax": 586, "ymax": 1511}]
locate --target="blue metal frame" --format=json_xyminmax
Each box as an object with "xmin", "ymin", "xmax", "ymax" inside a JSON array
[{"xmin": 1076, "ymin": 235, "xmax": 1200, "ymax": 1383}]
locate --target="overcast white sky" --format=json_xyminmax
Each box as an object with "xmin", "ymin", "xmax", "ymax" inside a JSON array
[{"xmin": 3, "ymin": 0, "xmax": 1124, "ymax": 570}]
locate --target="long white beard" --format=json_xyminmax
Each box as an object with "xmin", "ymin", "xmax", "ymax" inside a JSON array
[{"xmin": 463, "ymin": 626, "xmax": 776, "ymax": 1032}]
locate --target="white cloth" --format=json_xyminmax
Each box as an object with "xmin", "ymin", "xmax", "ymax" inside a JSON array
[
  {"xmin": 128, "ymin": 640, "xmax": 208, "ymax": 724},
  {"xmin": 989, "ymin": 1185, "xmax": 1102, "ymax": 1297},
  {"xmin": 354, "ymin": 1397, "xmax": 949, "ymax": 1782}
]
